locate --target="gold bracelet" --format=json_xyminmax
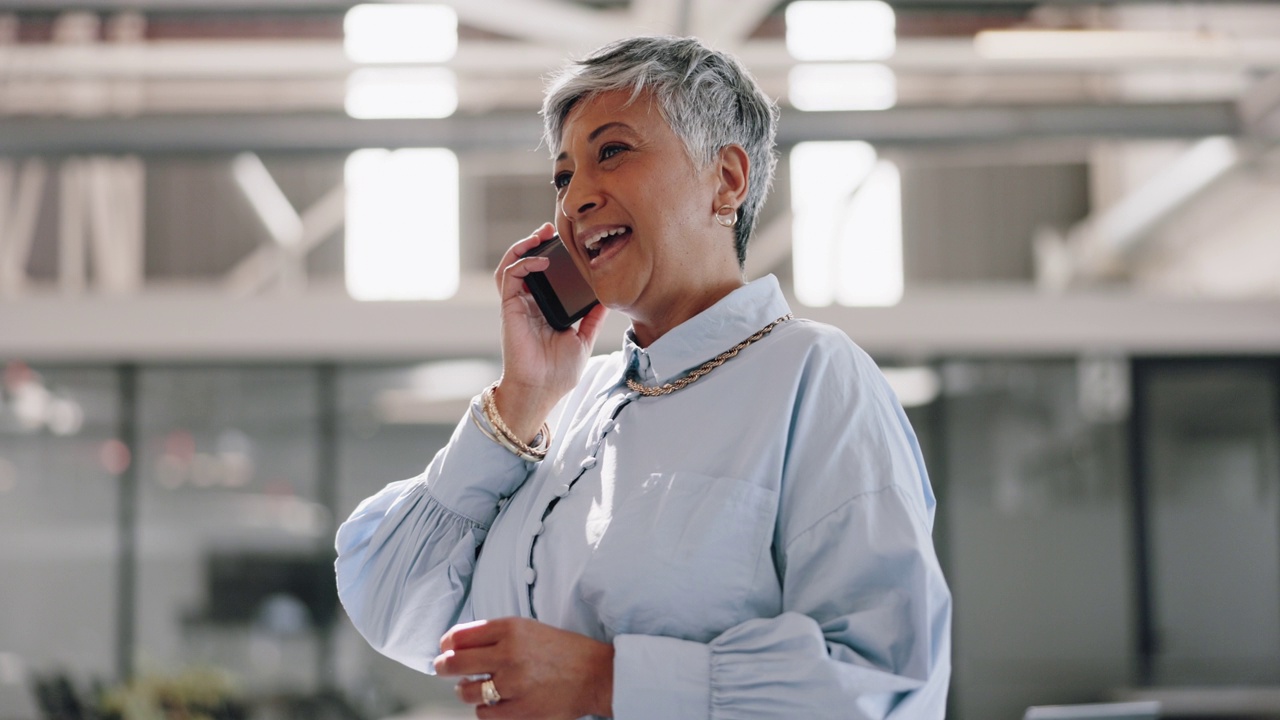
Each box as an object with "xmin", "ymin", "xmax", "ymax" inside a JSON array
[
  {"xmin": 483, "ymin": 384, "xmax": 550, "ymax": 459},
  {"xmin": 470, "ymin": 406, "xmax": 545, "ymax": 463},
  {"xmin": 482, "ymin": 385, "xmax": 550, "ymax": 461},
  {"xmin": 479, "ymin": 383, "xmax": 550, "ymax": 462}
]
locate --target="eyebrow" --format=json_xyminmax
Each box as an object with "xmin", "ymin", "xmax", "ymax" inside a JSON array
[{"xmin": 555, "ymin": 121, "xmax": 633, "ymax": 162}]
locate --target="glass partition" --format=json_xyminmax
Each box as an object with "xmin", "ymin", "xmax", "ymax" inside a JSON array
[
  {"xmin": 0, "ymin": 365, "xmax": 120, "ymax": 687},
  {"xmin": 133, "ymin": 367, "xmax": 327, "ymax": 693},
  {"xmin": 941, "ymin": 359, "xmax": 1135, "ymax": 719},
  {"xmin": 1139, "ymin": 361, "xmax": 1280, "ymax": 685}
]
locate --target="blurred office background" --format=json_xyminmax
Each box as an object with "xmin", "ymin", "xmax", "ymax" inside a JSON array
[{"xmin": 0, "ymin": 1, "xmax": 1278, "ymax": 719}]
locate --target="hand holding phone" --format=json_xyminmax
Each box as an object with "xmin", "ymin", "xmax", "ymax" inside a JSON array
[{"xmin": 521, "ymin": 235, "xmax": 599, "ymax": 331}]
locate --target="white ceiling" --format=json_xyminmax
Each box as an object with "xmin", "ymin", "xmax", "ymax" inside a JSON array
[{"xmin": 0, "ymin": 1, "xmax": 1278, "ymax": 360}]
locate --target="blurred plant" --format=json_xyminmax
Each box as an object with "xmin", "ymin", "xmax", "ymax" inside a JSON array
[{"xmin": 97, "ymin": 668, "xmax": 247, "ymax": 720}]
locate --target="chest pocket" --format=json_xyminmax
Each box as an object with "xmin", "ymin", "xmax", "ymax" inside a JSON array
[{"xmin": 578, "ymin": 471, "xmax": 777, "ymax": 643}]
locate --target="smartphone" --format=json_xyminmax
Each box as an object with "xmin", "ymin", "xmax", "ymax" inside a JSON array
[{"xmin": 520, "ymin": 235, "xmax": 599, "ymax": 331}]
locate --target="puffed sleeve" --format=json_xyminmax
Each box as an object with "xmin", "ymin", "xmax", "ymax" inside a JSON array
[
  {"xmin": 334, "ymin": 398, "xmax": 532, "ymax": 674},
  {"xmin": 611, "ymin": 333, "xmax": 952, "ymax": 719}
]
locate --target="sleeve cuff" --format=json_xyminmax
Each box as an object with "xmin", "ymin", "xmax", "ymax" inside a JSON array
[
  {"xmin": 425, "ymin": 395, "xmax": 535, "ymax": 526},
  {"xmin": 612, "ymin": 634, "xmax": 711, "ymax": 720}
]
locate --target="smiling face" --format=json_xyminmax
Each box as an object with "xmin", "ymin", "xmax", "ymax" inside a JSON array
[{"xmin": 553, "ymin": 89, "xmax": 745, "ymax": 346}]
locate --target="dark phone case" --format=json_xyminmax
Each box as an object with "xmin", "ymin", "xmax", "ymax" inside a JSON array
[{"xmin": 521, "ymin": 236, "xmax": 599, "ymax": 331}]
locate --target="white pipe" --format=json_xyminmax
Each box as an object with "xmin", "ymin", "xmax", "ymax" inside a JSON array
[
  {"xmin": 1092, "ymin": 136, "xmax": 1241, "ymax": 257},
  {"xmin": 0, "ymin": 159, "xmax": 45, "ymax": 295},
  {"xmin": 231, "ymin": 152, "xmax": 303, "ymax": 249}
]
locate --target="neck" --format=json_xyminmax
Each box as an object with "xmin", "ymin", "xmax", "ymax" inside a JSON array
[{"xmin": 629, "ymin": 275, "xmax": 745, "ymax": 347}]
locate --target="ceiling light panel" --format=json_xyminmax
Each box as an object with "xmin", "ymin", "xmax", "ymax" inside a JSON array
[
  {"xmin": 344, "ymin": 4, "xmax": 458, "ymax": 64},
  {"xmin": 786, "ymin": 1, "xmax": 896, "ymax": 62}
]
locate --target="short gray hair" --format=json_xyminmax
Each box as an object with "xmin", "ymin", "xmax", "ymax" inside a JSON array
[{"xmin": 541, "ymin": 35, "xmax": 779, "ymax": 268}]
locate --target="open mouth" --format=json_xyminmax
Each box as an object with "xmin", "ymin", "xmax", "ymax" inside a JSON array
[{"xmin": 584, "ymin": 226, "xmax": 632, "ymax": 260}]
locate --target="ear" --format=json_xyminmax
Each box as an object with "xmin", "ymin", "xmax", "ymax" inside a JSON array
[{"xmin": 712, "ymin": 144, "xmax": 750, "ymax": 211}]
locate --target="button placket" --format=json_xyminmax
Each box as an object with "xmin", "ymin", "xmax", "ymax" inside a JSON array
[{"xmin": 523, "ymin": 388, "xmax": 632, "ymax": 618}]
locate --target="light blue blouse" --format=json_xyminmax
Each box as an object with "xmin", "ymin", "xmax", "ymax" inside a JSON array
[{"xmin": 335, "ymin": 275, "xmax": 951, "ymax": 719}]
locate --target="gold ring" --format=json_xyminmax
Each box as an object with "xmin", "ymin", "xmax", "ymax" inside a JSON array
[{"xmin": 481, "ymin": 678, "xmax": 501, "ymax": 706}]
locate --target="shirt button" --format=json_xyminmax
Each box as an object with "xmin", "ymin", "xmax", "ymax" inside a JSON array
[
  {"xmin": 532, "ymin": 521, "xmax": 544, "ymax": 537},
  {"xmin": 524, "ymin": 567, "xmax": 536, "ymax": 584},
  {"xmin": 600, "ymin": 419, "xmax": 616, "ymax": 434},
  {"xmin": 555, "ymin": 483, "xmax": 571, "ymax": 497},
  {"xmin": 580, "ymin": 456, "xmax": 597, "ymax": 470}
]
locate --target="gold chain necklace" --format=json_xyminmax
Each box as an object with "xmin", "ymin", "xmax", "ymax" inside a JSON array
[{"xmin": 625, "ymin": 314, "xmax": 793, "ymax": 397}]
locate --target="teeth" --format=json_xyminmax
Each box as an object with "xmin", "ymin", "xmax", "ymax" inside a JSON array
[{"xmin": 584, "ymin": 226, "xmax": 628, "ymax": 251}]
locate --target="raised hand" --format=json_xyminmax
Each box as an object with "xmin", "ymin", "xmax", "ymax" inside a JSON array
[{"xmin": 491, "ymin": 223, "xmax": 608, "ymax": 443}]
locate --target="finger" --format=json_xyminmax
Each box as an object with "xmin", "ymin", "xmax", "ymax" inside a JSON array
[
  {"xmin": 493, "ymin": 223, "xmax": 557, "ymax": 287},
  {"xmin": 433, "ymin": 645, "xmax": 502, "ymax": 678},
  {"xmin": 454, "ymin": 678, "xmax": 489, "ymax": 706},
  {"xmin": 498, "ymin": 256, "xmax": 552, "ymax": 305},
  {"xmin": 443, "ymin": 617, "xmax": 516, "ymax": 651},
  {"xmin": 455, "ymin": 676, "xmax": 520, "ymax": 707},
  {"xmin": 499, "ymin": 254, "xmax": 550, "ymax": 282},
  {"xmin": 440, "ymin": 619, "xmax": 493, "ymax": 653},
  {"xmin": 574, "ymin": 303, "xmax": 609, "ymax": 346}
]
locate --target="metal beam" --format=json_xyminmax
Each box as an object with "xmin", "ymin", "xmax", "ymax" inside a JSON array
[
  {"xmin": 228, "ymin": 152, "xmax": 306, "ymax": 292},
  {"xmin": 778, "ymin": 102, "xmax": 1243, "ymax": 145},
  {"xmin": 0, "ymin": 111, "xmax": 543, "ymax": 154},
  {"xmin": 226, "ymin": 173, "xmax": 346, "ymax": 294},
  {"xmin": 6, "ymin": 38, "xmax": 1280, "ymax": 81},
  {"xmin": 0, "ymin": 102, "xmax": 1244, "ymax": 155},
  {"xmin": 2, "ymin": 283, "xmax": 1278, "ymax": 361}
]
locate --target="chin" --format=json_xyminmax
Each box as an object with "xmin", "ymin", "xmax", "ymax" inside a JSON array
[{"xmin": 590, "ymin": 281, "xmax": 637, "ymax": 313}]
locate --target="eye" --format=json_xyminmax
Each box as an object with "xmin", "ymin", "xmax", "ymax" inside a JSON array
[
  {"xmin": 599, "ymin": 144, "xmax": 627, "ymax": 161},
  {"xmin": 552, "ymin": 171, "xmax": 572, "ymax": 190}
]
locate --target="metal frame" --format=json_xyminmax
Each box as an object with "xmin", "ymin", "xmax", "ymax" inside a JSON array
[
  {"xmin": 4, "ymin": 283, "xmax": 1280, "ymax": 361},
  {"xmin": 0, "ymin": 102, "xmax": 1246, "ymax": 155}
]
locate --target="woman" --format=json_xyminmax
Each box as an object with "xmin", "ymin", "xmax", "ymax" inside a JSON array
[{"xmin": 336, "ymin": 36, "xmax": 951, "ymax": 719}]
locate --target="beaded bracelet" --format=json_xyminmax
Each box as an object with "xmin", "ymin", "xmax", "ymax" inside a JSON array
[{"xmin": 478, "ymin": 382, "xmax": 550, "ymax": 462}]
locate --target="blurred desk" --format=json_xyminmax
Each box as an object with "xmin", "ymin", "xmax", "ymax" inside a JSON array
[{"xmin": 1115, "ymin": 687, "xmax": 1280, "ymax": 719}]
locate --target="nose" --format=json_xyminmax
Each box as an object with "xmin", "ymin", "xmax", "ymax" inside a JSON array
[{"xmin": 559, "ymin": 172, "xmax": 601, "ymax": 222}]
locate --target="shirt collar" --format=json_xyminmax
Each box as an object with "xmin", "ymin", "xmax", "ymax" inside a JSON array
[{"xmin": 605, "ymin": 274, "xmax": 791, "ymax": 394}]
